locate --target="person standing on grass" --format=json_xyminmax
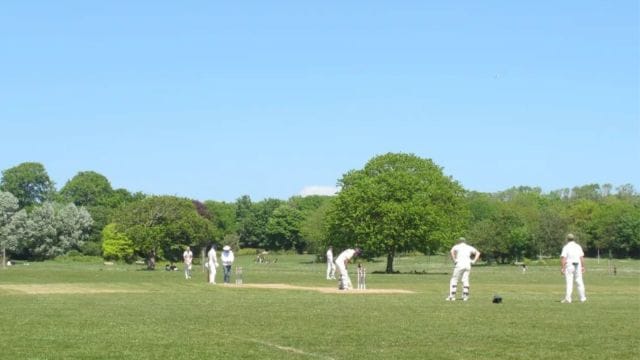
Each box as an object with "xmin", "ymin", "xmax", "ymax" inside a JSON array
[
  {"xmin": 326, "ymin": 246, "xmax": 336, "ymax": 280},
  {"xmin": 183, "ymin": 246, "xmax": 193, "ymax": 279},
  {"xmin": 221, "ymin": 245, "xmax": 235, "ymax": 284},
  {"xmin": 334, "ymin": 247, "xmax": 361, "ymax": 290},
  {"xmin": 446, "ymin": 237, "xmax": 480, "ymax": 301},
  {"xmin": 560, "ymin": 233, "xmax": 587, "ymax": 303},
  {"xmin": 206, "ymin": 245, "xmax": 219, "ymax": 284}
]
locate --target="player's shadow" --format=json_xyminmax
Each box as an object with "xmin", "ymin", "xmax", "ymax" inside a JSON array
[{"xmin": 372, "ymin": 270, "xmax": 448, "ymax": 275}]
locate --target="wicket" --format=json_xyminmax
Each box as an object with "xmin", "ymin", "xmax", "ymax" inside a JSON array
[
  {"xmin": 357, "ymin": 264, "xmax": 366, "ymax": 290},
  {"xmin": 235, "ymin": 266, "xmax": 243, "ymax": 285}
]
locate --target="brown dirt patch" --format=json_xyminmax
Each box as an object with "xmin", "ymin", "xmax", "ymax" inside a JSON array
[
  {"xmin": 0, "ymin": 284, "xmax": 145, "ymax": 295},
  {"xmin": 232, "ymin": 283, "xmax": 415, "ymax": 294}
]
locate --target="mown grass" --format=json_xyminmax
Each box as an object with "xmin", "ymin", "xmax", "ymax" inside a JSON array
[{"xmin": 0, "ymin": 255, "xmax": 638, "ymax": 359}]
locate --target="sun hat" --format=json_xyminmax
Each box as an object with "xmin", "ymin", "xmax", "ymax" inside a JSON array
[{"xmin": 223, "ymin": 245, "xmax": 231, "ymax": 251}]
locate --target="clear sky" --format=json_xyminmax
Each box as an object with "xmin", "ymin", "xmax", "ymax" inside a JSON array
[{"xmin": 1, "ymin": 1, "xmax": 638, "ymax": 202}]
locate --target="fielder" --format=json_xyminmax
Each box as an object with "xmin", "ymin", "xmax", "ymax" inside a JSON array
[
  {"xmin": 446, "ymin": 237, "xmax": 480, "ymax": 301},
  {"xmin": 326, "ymin": 246, "xmax": 336, "ymax": 280},
  {"xmin": 182, "ymin": 246, "xmax": 193, "ymax": 280},
  {"xmin": 560, "ymin": 233, "xmax": 587, "ymax": 303},
  {"xmin": 206, "ymin": 245, "xmax": 219, "ymax": 284},
  {"xmin": 334, "ymin": 247, "xmax": 361, "ymax": 290}
]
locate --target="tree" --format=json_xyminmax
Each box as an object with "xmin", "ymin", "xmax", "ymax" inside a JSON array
[
  {"xmin": 112, "ymin": 196, "xmax": 215, "ymax": 269},
  {"xmin": 591, "ymin": 197, "xmax": 640, "ymax": 257},
  {"xmin": 299, "ymin": 198, "xmax": 332, "ymax": 254},
  {"xmin": 0, "ymin": 191, "xmax": 20, "ymax": 267},
  {"xmin": 571, "ymin": 184, "xmax": 601, "ymax": 201},
  {"xmin": 204, "ymin": 200, "xmax": 238, "ymax": 239},
  {"xmin": 325, "ymin": 153, "xmax": 468, "ymax": 273},
  {"xmin": 235, "ymin": 195, "xmax": 257, "ymax": 248},
  {"xmin": 59, "ymin": 171, "xmax": 117, "ymax": 247},
  {"xmin": 235, "ymin": 196, "xmax": 285, "ymax": 249},
  {"xmin": 59, "ymin": 171, "xmax": 113, "ymax": 207},
  {"xmin": 0, "ymin": 162, "xmax": 55, "ymax": 208},
  {"xmin": 13, "ymin": 202, "xmax": 93, "ymax": 260},
  {"xmin": 101, "ymin": 223, "xmax": 134, "ymax": 262},
  {"xmin": 265, "ymin": 204, "xmax": 305, "ymax": 252}
]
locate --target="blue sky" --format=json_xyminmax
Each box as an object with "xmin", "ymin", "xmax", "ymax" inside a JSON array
[{"xmin": 1, "ymin": 1, "xmax": 638, "ymax": 202}]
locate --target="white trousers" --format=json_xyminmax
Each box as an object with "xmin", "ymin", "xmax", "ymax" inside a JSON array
[
  {"xmin": 335, "ymin": 261, "xmax": 352, "ymax": 289},
  {"xmin": 208, "ymin": 264, "xmax": 217, "ymax": 284},
  {"xmin": 449, "ymin": 266, "xmax": 471, "ymax": 298},
  {"xmin": 327, "ymin": 261, "xmax": 336, "ymax": 279},
  {"xmin": 184, "ymin": 263, "xmax": 192, "ymax": 279},
  {"xmin": 564, "ymin": 264, "xmax": 586, "ymax": 302}
]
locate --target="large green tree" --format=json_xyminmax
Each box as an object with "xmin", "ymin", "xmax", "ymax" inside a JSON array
[
  {"xmin": 326, "ymin": 153, "xmax": 468, "ymax": 273},
  {"xmin": 265, "ymin": 204, "xmax": 305, "ymax": 252},
  {"xmin": 112, "ymin": 196, "xmax": 215, "ymax": 269},
  {"xmin": 0, "ymin": 162, "xmax": 55, "ymax": 208},
  {"xmin": 59, "ymin": 171, "xmax": 113, "ymax": 207}
]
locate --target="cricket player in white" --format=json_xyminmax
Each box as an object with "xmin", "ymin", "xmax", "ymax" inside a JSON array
[
  {"xmin": 206, "ymin": 245, "xmax": 219, "ymax": 284},
  {"xmin": 560, "ymin": 233, "xmax": 587, "ymax": 303},
  {"xmin": 447, "ymin": 237, "xmax": 480, "ymax": 301},
  {"xmin": 335, "ymin": 248, "xmax": 361, "ymax": 290},
  {"xmin": 326, "ymin": 246, "xmax": 336, "ymax": 280},
  {"xmin": 182, "ymin": 246, "xmax": 193, "ymax": 279}
]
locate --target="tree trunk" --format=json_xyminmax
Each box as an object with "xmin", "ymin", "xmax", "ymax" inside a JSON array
[
  {"xmin": 147, "ymin": 250, "xmax": 156, "ymax": 270},
  {"xmin": 385, "ymin": 248, "xmax": 396, "ymax": 273}
]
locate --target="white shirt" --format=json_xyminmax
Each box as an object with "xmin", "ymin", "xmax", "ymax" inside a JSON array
[
  {"xmin": 207, "ymin": 248, "xmax": 218, "ymax": 267},
  {"xmin": 561, "ymin": 241, "xmax": 584, "ymax": 264},
  {"xmin": 221, "ymin": 250, "xmax": 234, "ymax": 266},
  {"xmin": 183, "ymin": 250, "xmax": 193, "ymax": 265},
  {"xmin": 336, "ymin": 249, "xmax": 356, "ymax": 264},
  {"xmin": 451, "ymin": 243, "xmax": 478, "ymax": 268},
  {"xmin": 326, "ymin": 249, "xmax": 334, "ymax": 263}
]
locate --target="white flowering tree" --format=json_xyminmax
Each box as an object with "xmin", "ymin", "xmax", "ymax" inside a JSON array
[
  {"xmin": 11, "ymin": 202, "xmax": 93, "ymax": 260},
  {"xmin": 0, "ymin": 191, "xmax": 20, "ymax": 268}
]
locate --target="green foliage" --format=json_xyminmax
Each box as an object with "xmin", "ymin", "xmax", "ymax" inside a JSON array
[
  {"xmin": 235, "ymin": 196, "xmax": 285, "ymax": 249},
  {"xmin": 79, "ymin": 240, "xmax": 102, "ymax": 257},
  {"xmin": 298, "ymin": 199, "xmax": 332, "ymax": 254},
  {"xmin": 265, "ymin": 204, "xmax": 305, "ymax": 253},
  {"xmin": 326, "ymin": 153, "xmax": 468, "ymax": 272},
  {"xmin": 111, "ymin": 196, "xmax": 216, "ymax": 262},
  {"xmin": 59, "ymin": 171, "xmax": 113, "ymax": 207},
  {"xmin": 0, "ymin": 162, "xmax": 55, "ymax": 208},
  {"xmin": 590, "ymin": 197, "xmax": 640, "ymax": 257},
  {"xmin": 101, "ymin": 223, "xmax": 134, "ymax": 261},
  {"xmin": 7, "ymin": 202, "xmax": 93, "ymax": 260},
  {"xmin": 204, "ymin": 200, "xmax": 238, "ymax": 238}
]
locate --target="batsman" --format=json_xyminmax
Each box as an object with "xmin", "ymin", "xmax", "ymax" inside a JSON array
[{"xmin": 334, "ymin": 247, "xmax": 362, "ymax": 290}]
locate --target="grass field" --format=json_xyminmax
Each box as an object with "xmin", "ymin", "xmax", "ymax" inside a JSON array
[{"xmin": 0, "ymin": 255, "xmax": 638, "ymax": 360}]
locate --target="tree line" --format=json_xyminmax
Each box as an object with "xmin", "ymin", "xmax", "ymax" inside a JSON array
[{"xmin": 1, "ymin": 156, "xmax": 638, "ymax": 272}]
